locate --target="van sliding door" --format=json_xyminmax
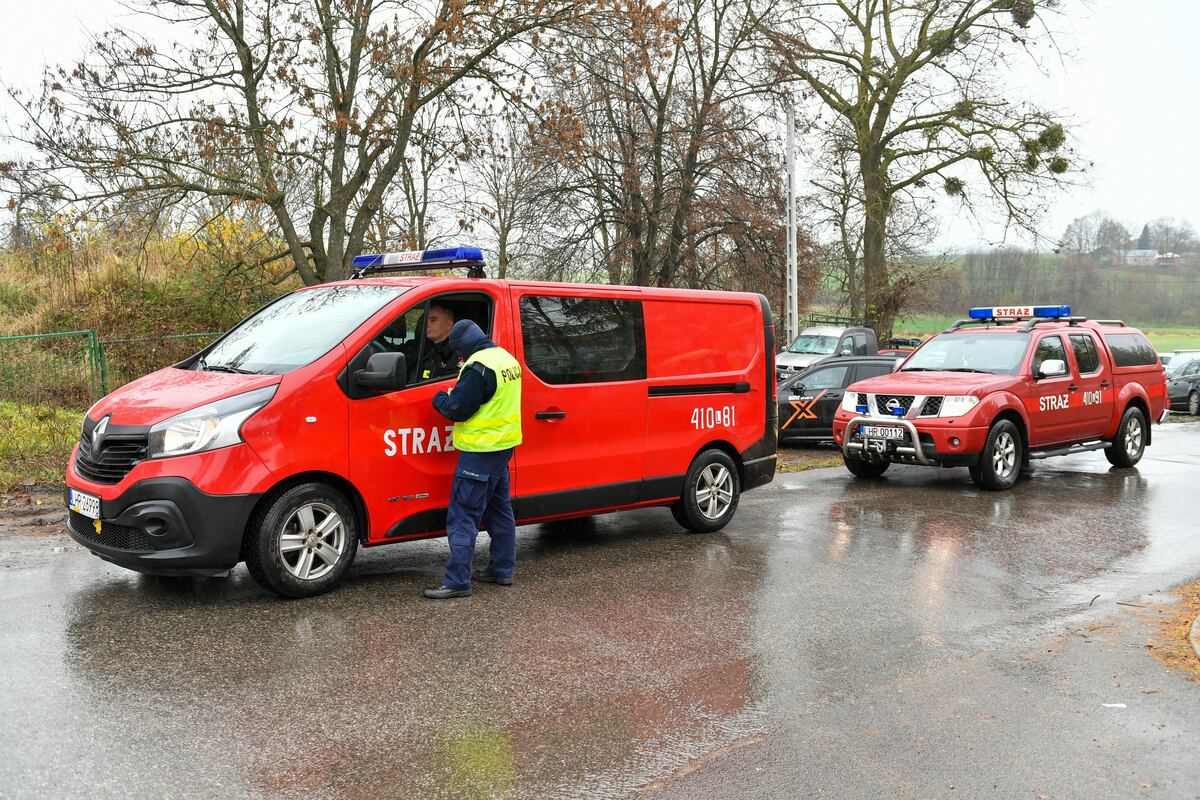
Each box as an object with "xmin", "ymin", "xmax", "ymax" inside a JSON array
[{"xmin": 510, "ymin": 290, "xmax": 648, "ymax": 520}]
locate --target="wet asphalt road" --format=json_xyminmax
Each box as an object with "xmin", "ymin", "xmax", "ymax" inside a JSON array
[{"xmin": 3, "ymin": 425, "xmax": 1200, "ymax": 800}]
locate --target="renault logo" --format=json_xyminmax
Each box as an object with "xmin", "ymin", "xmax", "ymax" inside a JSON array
[
  {"xmin": 885, "ymin": 398, "xmax": 903, "ymax": 415},
  {"xmin": 92, "ymin": 416, "xmax": 110, "ymax": 450}
]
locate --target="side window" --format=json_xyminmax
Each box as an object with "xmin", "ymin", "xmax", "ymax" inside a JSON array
[
  {"xmin": 1069, "ymin": 334, "xmax": 1101, "ymax": 374},
  {"xmin": 363, "ymin": 292, "xmax": 493, "ymax": 388},
  {"xmin": 1104, "ymin": 333, "xmax": 1158, "ymax": 367},
  {"xmin": 800, "ymin": 365, "xmax": 849, "ymax": 391},
  {"xmin": 1186, "ymin": 362, "xmax": 1200, "ymax": 378},
  {"xmin": 1032, "ymin": 335, "xmax": 1068, "ymax": 378},
  {"xmin": 519, "ymin": 295, "xmax": 646, "ymax": 384},
  {"xmin": 852, "ymin": 363, "xmax": 893, "ymax": 382}
]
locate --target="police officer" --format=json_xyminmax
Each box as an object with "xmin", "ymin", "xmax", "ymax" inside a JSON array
[{"xmin": 424, "ymin": 319, "xmax": 523, "ymax": 599}]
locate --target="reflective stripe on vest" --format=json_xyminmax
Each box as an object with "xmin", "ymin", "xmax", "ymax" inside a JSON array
[{"xmin": 452, "ymin": 346, "xmax": 523, "ymax": 452}]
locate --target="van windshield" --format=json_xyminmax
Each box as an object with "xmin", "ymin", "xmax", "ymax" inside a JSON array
[
  {"xmin": 787, "ymin": 335, "xmax": 838, "ymax": 355},
  {"xmin": 199, "ymin": 285, "xmax": 407, "ymax": 374},
  {"xmin": 900, "ymin": 332, "xmax": 1031, "ymax": 376}
]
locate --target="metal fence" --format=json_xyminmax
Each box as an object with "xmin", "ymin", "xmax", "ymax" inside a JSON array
[{"xmin": 0, "ymin": 329, "xmax": 222, "ymax": 408}]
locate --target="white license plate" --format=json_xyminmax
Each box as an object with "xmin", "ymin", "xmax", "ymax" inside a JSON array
[
  {"xmin": 68, "ymin": 489, "xmax": 101, "ymax": 520},
  {"xmin": 861, "ymin": 425, "xmax": 906, "ymax": 440}
]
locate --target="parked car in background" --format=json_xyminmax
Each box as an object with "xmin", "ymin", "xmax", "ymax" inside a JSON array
[
  {"xmin": 776, "ymin": 325, "xmax": 878, "ymax": 382},
  {"xmin": 1167, "ymin": 358, "xmax": 1200, "ymax": 415},
  {"xmin": 1166, "ymin": 350, "xmax": 1200, "ymax": 377},
  {"xmin": 779, "ymin": 355, "xmax": 901, "ymax": 443}
]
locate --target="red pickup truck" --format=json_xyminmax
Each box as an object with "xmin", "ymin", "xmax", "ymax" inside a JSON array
[{"xmin": 833, "ymin": 306, "xmax": 1169, "ymax": 490}]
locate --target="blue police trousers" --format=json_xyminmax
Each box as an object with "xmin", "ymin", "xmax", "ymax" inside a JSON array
[{"xmin": 443, "ymin": 449, "xmax": 516, "ymax": 589}]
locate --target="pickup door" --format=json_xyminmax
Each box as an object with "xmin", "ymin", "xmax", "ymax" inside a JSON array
[{"xmin": 1067, "ymin": 331, "xmax": 1115, "ymax": 440}]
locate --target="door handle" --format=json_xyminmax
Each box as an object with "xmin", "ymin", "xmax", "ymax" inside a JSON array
[
  {"xmin": 1100, "ymin": 381, "xmax": 1111, "ymax": 389},
  {"xmin": 535, "ymin": 410, "xmax": 567, "ymax": 420},
  {"xmin": 1067, "ymin": 385, "xmax": 1079, "ymax": 392}
]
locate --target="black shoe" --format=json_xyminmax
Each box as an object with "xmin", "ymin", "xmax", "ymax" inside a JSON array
[
  {"xmin": 477, "ymin": 573, "xmax": 513, "ymax": 586},
  {"xmin": 423, "ymin": 585, "xmax": 473, "ymax": 599}
]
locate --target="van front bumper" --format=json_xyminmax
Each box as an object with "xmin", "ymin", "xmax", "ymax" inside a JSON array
[{"xmin": 64, "ymin": 477, "xmax": 261, "ymax": 576}]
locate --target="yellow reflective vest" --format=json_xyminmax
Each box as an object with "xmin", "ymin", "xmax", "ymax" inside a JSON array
[{"xmin": 453, "ymin": 347, "xmax": 523, "ymax": 452}]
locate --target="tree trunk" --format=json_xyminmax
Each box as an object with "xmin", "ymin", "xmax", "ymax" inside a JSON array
[{"xmin": 860, "ymin": 158, "xmax": 892, "ymax": 335}]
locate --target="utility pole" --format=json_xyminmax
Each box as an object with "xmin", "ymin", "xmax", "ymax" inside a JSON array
[{"xmin": 785, "ymin": 104, "xmax": 798, "ymax": 347}]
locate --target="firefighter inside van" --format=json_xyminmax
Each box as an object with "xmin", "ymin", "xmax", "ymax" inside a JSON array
[
  {"xmin": 424, "ymin": 319, "xmax": 524, "ymax": 599},
  {"xmin": 406, "ymin": 301, "xmax": 460, "ymax": 383}
]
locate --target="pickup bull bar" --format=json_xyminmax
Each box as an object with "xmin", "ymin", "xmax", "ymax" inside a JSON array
[{"xmin": 842, "ymin": 416, "xmax": 933, "ymax": 466}]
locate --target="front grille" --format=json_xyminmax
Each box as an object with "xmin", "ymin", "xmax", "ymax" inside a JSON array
[
  {"xmin": 873, "ymin": 394, "xmax": 915, "ymax": 416},
  {"xmin": 919, "ymin": 396, "xmax": 944, "ymax": 416},
  {"xmin": 68, "ymin": 510, "xmax": 154, "ymax": 551},
  {"xmin": 75, "ymin": 434, "xmax": 148, "ymax": 484}
]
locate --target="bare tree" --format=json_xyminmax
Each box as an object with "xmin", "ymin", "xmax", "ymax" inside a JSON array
[
  {"xmin": 7, "ymin": 0, "xmax": 582, "ymax": 285},
  {"xmin": 1148, "ymin": 216, "xmax": 1198, "ymax": 255},
  {"xmin": 769, "ymin": 0, "xmax": 1077, "ymax": 335},
  {"xmin": 531, "ymin": 0, "xmax": 791, "ymax": 290}
]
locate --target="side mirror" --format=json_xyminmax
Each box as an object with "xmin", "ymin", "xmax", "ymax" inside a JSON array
[
  {"xmin": 1037, "ymin": 358, "xmax": 1067, "ymax": 379},
  {"xmin": 355, "ymin": 352, "xmax": 407, "ymax": 392}
]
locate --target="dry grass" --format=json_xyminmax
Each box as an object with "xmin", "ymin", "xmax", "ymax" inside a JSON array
[{"xmin": 1142, "ymin": 579, "xmax": 1200, "ymax": 681}]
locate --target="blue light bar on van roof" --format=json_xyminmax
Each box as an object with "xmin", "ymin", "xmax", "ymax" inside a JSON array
[
  {"xmin": 968, "ymin": 304, "xmax": 1071, "ymax": 320},
  {"xmin": 351, "ymin": 246, "xmax": 484, "ymax": 269}
]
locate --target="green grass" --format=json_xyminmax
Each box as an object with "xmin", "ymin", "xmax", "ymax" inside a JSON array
[
  {"xmin": 0, "ymin": 402, "xmax": 79, "ymax": 491},
  {"xmin": 894, "ymin": 314, "xmax": 1200, "ymax": 352}
]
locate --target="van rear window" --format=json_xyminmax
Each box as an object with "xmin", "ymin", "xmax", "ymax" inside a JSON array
[
  {"xmin": 1104, "ymin": 333, "xmax": 1158, "ymax": 367},
  {"xmin": 519, "ymin": 296, "xmax": 647, "ymax": 384}
]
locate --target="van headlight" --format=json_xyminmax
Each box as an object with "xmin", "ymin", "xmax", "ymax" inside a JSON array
[
  {"xmin": 148, "ymin": 386, "xmax": 277, "ymax": 459},
  {"xmin": 939, "ymin": 395, "xmax": 980, "ymax": 418}
]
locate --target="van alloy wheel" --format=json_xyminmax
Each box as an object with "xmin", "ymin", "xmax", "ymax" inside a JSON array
[
  {"xmin": 279, "ymin": 502, "xmax": 346, "ymax": 581},
  {"xmin": 245, "ymin": 482, "xmax": 358, "ymax": 597},
  {"xmin": 672, "ymin": 449, "xmax": 741, "ymax": 533},
  {"xmin": 696, "ymin": 464, "xmax": 735, "ymax": 520}
]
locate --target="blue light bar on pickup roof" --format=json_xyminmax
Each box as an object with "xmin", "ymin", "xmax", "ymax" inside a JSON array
[
  {"xmin": 968, "ymin": 304, "xmax": 1071, "ymax": 320},
  {"xmin": 351, "ymin": 246, "xmax": 484, "ymax": 269}
]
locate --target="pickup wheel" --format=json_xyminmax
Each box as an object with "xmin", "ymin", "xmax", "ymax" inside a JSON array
[
  {"xmin": 672, "ymin": 449, "xmax": 740, "ymax": 533},
  {"xmin": 969, "ymin": 419, "xmax": 1022, "ymax": 491},
  {"xmin": 1105, "ymin": 406, "xmax": 1147, "ymax": 468},
  {"xmin": 842, "ymin": 452, "xmax": 890, "ymax": 478},
  {"xmin": 1189, "ymin": 391, "xmax": 1199, "ymax": 416},
  {"xmin": 245, "ymin": 483, "xmax": 359, "ymax": 597}
]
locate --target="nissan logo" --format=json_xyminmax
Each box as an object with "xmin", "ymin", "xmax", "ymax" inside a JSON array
[
  {"xmin": 92, "ymin": 416, "xmax": 110, "ymax": 450},
  {"xmin": 885, "ymin": 398, "xmax": 902, "ymax": 414}
]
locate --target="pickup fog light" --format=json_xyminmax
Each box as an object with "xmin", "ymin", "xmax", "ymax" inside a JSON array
[
  {"xmin": 148, "ymin": 385, "xmax": 277, "ymax": 459},
  {"xmin": 939, "ymin": 395, "xmax": 980, "ymax": 418}
]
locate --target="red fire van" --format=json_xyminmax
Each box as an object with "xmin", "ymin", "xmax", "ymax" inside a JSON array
[{"xmin": 64, "ymin": 248, "xmax": 777, "ymax": 596}]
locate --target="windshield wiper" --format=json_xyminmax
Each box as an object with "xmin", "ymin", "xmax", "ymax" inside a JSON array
[
  {"xmin": 940, "ymin": 368, "xmax": 993, "ymax": 374},
  {"xmin": 198, "ymin": 358, "xmax": 257, "ymax": 375}
]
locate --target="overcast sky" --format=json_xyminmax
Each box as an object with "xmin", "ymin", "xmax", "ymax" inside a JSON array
[{"xmin": 2, "ymin": 0, "xmax": 1197, "ymax": 252}]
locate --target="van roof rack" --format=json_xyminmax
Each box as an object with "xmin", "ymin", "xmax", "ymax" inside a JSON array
[{"xmin": 350, "ymin": 247, "xmax": 487, "ymax": 280}]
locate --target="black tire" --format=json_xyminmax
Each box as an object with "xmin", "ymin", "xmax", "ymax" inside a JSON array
[
  {"xmin": 969, "ymin": 419, "xmax": 1023, "ymax": 491},
  {"xmin": 1105, "ymin": 405, "xmax": 1147, "ymax": 468},
  {"xmin": 842, "ymin": 452, "xmax": 890, "ymax": 478},
  {"xmin": 671, "ymin": 449, "xmax": 741, "ymax": 533},
  {"xmin": 245, "ymin": 483, "xmax": 359, "ymax": 598},
  {"xmin": 1189, "ymin": 391, "xmax": 1200, "ymax": 417}
]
